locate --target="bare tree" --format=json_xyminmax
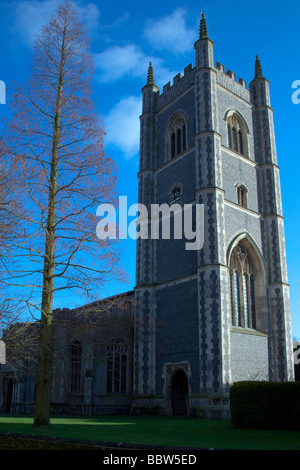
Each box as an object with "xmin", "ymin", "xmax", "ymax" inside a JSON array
[
  {"xmin": 1, "ymin": 0, "xmax": 126, "ymax": 427},
  {"xmin": 0, "ymin": 151, "xmax": 15, "ymax": 259},
  {"xmin": 0, "ymin": 139, "xmax": 27, "ymax": 341}
]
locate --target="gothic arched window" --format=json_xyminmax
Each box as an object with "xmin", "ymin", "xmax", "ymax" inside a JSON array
[
  {"xmin": 237, "ymin": 184, "xmax": 248, "ymax": 208},
  {"xmin": 169, "ymin": 116, "xmax": 187, "ymax": 159},
  {"xmin": 106, "ymin": 339, "xmax": 128, "ymax": 394},
  {"xmin": 227, "ymin": 112, "xmax": 248, "ymax": 157},
  {"xmin": 229, "ymin": 244, "xmax": 257, "ymax": 329}
]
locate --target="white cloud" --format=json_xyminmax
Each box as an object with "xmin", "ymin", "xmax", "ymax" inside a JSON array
[
  {"xmin": 144, "ymin": 8, "xmax": 195, "ymax": 55},
  {"xmin": 95, "ymin": 44, "xmax": 178, "ymax": 89},
  {"xmin": 95, "ymin": 44, "xmax": 147, "ymax": 83},
  {"xmin": 9, "ymin": 0, "xmax": 100, "ymax": 44},
  {"xmin": 11, "ymin": 0, "xmax": 60, "ymax": 43},
  {"xmin": 74, "ymin": 1, "xmax": 100, "ymax": 31},
  {"xmin": 104, "ymin": 95, "xmax": 142, "ymax": 159}
]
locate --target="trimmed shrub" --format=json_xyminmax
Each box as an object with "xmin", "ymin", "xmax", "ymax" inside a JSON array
[{"xmin": 230, "ymin": 381, "xmax": 300, "ymax": 430}]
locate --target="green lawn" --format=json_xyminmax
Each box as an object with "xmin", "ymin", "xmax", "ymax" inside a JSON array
[{"xmin": 0, "ymin": 415, "xmax": 299, "ymax": 450}]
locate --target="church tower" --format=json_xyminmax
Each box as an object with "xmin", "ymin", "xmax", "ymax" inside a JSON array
[{"xmin": 133, "ymin": 15, "xmax": 294, "ymax": 418}]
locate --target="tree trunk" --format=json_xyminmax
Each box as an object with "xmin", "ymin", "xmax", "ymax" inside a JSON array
[{"xmin": 33, "ymin": 23, "xmax": 66, "ymax": 428}]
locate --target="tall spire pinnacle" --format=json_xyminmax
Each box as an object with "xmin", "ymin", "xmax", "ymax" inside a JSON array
[
  {"xmin": 147, "ymin": 62, "xmax": 155, "ymax": 85},
  {"xmin": 254, "ymin": 55, "xmax": 263, "ymax": 79},
  {"xmin": 199, "ymin": 12, "xmax": 208, "ymax": 39}
]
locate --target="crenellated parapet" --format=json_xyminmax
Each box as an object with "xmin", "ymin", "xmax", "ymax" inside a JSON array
[
  {"xmin": 214, "ymin": 62, "xmax": 250, "ymax": 101},
  {"xmin": 156, "ymin": 64, "xmax": 195, "ymax": 111},
  {"xmin": 146, "ymin": 58, "xmax": 252, "ymax": 113}
]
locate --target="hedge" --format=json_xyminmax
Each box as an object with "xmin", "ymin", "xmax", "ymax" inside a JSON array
[{"xmin": 230, "ymin": 381, "xmax": 300, "ymax": 430}]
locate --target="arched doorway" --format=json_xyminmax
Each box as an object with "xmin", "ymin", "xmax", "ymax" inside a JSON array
[{"xmin": 171, "ymin": 370, "xmax": 188, "ymax": 416}]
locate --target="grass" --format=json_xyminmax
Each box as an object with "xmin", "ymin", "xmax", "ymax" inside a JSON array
[{"xmin": 0, "ymin": 415, "xmax": 299, "ymax": 450}]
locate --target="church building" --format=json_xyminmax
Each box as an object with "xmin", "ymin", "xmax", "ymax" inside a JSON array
[{"xmin": 0, "ymin": 14, "xmax": 294, "ymax": 419}]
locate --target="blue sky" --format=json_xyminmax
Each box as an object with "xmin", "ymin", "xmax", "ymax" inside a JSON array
[{"xmin": 0, "ymin": 0, "xmax": 300, "ymax": 338}]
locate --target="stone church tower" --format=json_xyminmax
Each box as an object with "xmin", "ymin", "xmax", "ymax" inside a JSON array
[{"xmin": 133, "ymin": 14, "xmax": 294, "ymax": 418}]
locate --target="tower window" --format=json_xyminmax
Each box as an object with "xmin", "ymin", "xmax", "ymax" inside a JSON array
[
  {"xmin": 227, "ymin": 112, "xmax": 248, "ymax": 156},
  {"xmin": 237, "ymin": 185, "xmax": 248, "ymax": 208},
  {"xmin": 169, "ymin": 116, "xmax": 186, "ymax": 159},
  {"xmin": 229, "ymin": 243, "xmax": 257, "ymax": 329},
  {"xmin": 177, "ymin": 128, "xmax": 181, "ymax": 154},
  {"xmin": 232, "ymin": 127, "xmax": 238, "ymax": 152},
  {"xmin": 170, "ymin": 186, "xmax": 182, "ymax": 205},
  {"xmin": 171, "ymin": 132, "xmax": 175, "ymax": 158},
  {"xmin": 182, "ymin": 125, "xmax": 186, "ymax": 150},
  {"xmin": 238, "ymin": 129, "xmax": 244, "ymax": 155}
]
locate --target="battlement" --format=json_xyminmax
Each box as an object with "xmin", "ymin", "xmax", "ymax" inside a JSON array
[
  {"xmin": 157, "ymin": 63, "xmax": 195, "ymax": 111},
  {"xmin": 154, "ymin": 59, "xmax": 252, "ymax": 112},
  {"xmin": 215, "ymin": 62, "xmax": 247, "ymax": 88},
  {"xmin": 215, "ymin": 62, "xmax": 250, "ymax": 102},
  {"xmin": 150, "ymin": 13, "xmax": 258, "ymax": 111}
]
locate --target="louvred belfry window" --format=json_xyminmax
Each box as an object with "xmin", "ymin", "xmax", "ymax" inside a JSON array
[
  {"xmin": 169, "ymin": 117, "xmax": 186, "ymax": 158},
  {"xmin": 227, "ymin": 112, "xmax": 248, "ymax": 157}
]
